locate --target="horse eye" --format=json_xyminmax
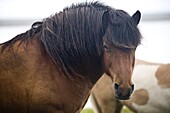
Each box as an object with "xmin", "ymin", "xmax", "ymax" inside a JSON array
[{"xmin": 103, "ymin": 45, "xmax": 109, "ymax": 52}]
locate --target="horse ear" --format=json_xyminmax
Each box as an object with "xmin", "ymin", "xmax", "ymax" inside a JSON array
[
  {"xmin": 132, "ymin": 10, "xmax": 141, "ymax": 25},
  {"xmin": 102, "ymin": 11, "xmax": 110, "ymax": 32}
]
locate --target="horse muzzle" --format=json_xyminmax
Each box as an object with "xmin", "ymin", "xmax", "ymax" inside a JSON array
[{"xmin": 114, "ymin": 83, "xmax": 134, "ymax": 100}]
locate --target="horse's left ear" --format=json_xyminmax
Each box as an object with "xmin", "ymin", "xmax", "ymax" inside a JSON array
[{"xmin": 132, "ymin": 10, "xmax": 141, "ymax": 25}]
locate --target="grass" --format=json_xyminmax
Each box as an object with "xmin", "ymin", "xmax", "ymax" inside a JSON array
[
  {"xmin": 121, "ymin": 106, "xmax": 134, "ymax": 113},
  {"xmin": 81, "ymin": 106, "xmax": 134, "ymax": 113},
  {"xmin": 81, "ymin": 108, "xmax": 94, "ymax": 113}
]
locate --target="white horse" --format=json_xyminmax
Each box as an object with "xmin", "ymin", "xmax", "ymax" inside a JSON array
[{"xmin": 90, "ymin": 59, "xmax": 170, "ymax": 113}]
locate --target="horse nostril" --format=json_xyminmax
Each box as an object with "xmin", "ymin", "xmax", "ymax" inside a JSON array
[
  {"xmin": 131, "ymin": 84, "xmax": 134, "ymax": 92},
  {"xmin": 114, "ymin": 83, "xmax": 119, "ymax": 91}
]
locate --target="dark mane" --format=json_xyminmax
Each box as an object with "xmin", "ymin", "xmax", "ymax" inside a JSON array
[
  {"xmin": 0, "ymin": 1, "xmax": 141, "ymax": 78},
  {"xmin": 41, "ymin": 1, "xmax": 110, "ymax": 77}
]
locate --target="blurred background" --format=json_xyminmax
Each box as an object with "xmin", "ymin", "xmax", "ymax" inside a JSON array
[
  {"xmin": 0, "ymin": 0, "xmax": 170, "ymax": 112},
  {"xmin": 0, "ymin": 0, "xmax": 170, "ymax": 63}
]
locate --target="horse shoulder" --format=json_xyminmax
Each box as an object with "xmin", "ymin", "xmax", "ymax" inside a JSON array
[{"xmin": 0, "ymin": 39, "xmax": 64, "ymax": 112}]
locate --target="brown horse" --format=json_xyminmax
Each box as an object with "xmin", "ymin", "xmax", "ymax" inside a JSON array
[
  {"xmin": 91, "ymin": 59, "xmax": 170, "ymax": 113},
  {"xmin": 0, "ymin": 2, "xmax": 141, "ymax": 113}
]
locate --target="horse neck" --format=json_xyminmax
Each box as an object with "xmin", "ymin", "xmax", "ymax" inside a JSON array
[
  {"xmin": 0, "ymin": 36, "xmax": 104, "ymax": 112},
  {"xmin": 39, "ymin": 54, "xmax": 95, "ymax": 112},
  {"xmin": 20, "ymin": 38, "xmax": 96, "ymax": 111}
]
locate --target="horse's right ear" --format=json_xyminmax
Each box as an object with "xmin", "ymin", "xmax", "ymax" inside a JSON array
[
  {"xmin": 132, "ymin": 10, "xmax": 141, "ymax": 25},
  {"xmin": 102, "ymin": 11, "xmax": 110, "ymax": 32}
]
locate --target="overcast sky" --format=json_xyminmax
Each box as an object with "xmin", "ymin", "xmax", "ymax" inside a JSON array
[
  {"xmin": 0, "ymin": 0, "xmax": 170, "ymax": 19},
  {"xmin": 0, "ymin": 0, "xmax": 170, "ymax": 63}
]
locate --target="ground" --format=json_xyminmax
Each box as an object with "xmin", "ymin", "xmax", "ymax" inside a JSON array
[{"xmin": 81, "ymin": 106, "xmax": 134, "ymax": 113}]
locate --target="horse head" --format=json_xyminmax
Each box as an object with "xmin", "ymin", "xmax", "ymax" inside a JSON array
[{"xmin": 102, "ymin": 10, "xmax": 141, "ymax": 100}]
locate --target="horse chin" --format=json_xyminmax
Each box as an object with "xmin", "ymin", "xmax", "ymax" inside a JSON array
[{"xmin": 115, "ymin": 96, "xmax": 130, "ymax": 100}]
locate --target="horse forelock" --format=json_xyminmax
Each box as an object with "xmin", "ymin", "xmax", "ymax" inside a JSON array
[{"xmin": 105, "ymin": 10, "xmax": 142, "ymax": 50}]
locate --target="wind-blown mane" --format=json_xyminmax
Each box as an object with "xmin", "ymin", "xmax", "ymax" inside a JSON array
[
  {"xmin": 41, "ymin": 2, "xmax": 111, "ymax": 77},
  {"xmin": 0, "ymin": 2, "xmax": 141, "ymax": 78}
]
